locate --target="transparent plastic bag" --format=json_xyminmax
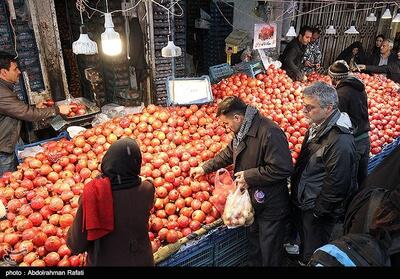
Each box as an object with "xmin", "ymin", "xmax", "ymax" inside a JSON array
[
  {"xmin": 209, "ymin": 168, "xmax": 236, "ymax": 214},
  {"xmin": 222, "ymin": 185, "xmax": 255, "ymax": 228},
  {"xmin": 91, "ymin": 113, "xmax": 110, "ymax": 126}
]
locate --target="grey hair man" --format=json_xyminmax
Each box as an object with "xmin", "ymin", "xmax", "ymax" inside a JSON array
[{"xmin": 290, "ymin": 81, "xmax": 357, "ymax": 264}]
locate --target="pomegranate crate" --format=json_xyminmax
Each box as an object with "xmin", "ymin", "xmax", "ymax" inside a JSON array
[
  {"xmin": 209, "ymin": 63, "xmax": 234, "ymax": 83},
  {"xmin": 368, "ymin": 136, "xmax": 400, "ymax": 174},
  {"xmin": 213, "ymin": 226, "xmax": 248, "ymax": 266},
  {"xmin": 157, "ymin": 229, "xmax": 215, "ymax": 267},
  {"xmin": 157, "ymin": 226, "xmax": 249, "ymax": 266},
  {"xmin": 15, "ymin": 131, "xmax": 70, "ymax": 164}
]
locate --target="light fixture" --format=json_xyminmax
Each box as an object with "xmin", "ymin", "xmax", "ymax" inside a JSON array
[
  {"xmin": 366, "ymin": 12, "xmax": 377, "ymax": 21},
  {"xmin": 286, "ymin": 24, "xmax": 297, "ymax": 37},
  {"xmin": 325, "ymin": 25, "xmax": 336, "ymax": 35},
  {"xmin": 286, "ymin": 1, "xmax": 297, "ymax": 37},
  {"xmin": 325, "ymin": 4, "xmax": 336, "ymax": 35},
  {"xmin": 366, "ymin": 3, "xmax": 377, "ymax": 22},
  {"xmin": 345, "ymin": 4, "xmax": 359, "ymax": 35},
  {"xmin": 393, "ymin": 12, "xmax": 400, "ymax": 23},
  {"xmin": 345, "ymin": 21, "xmax": 360, "ymax": 34},
  {"xmin": 72, "ymin": 9, "xmax": 98, "ymax": 55},
  {"xmin": 162, "ymin": 38, "xmax": 182, "ymax": 57},
  {"xmin": 161, "ymin": 8, "xmax": 181, "ymax": 57},
  {"xmin": 101, "ymin": 12, "xmax": 122, "ymax": 56},
  {"xmin": 382, "ymin": 5, "xmax": 392, "ymax": 19}
]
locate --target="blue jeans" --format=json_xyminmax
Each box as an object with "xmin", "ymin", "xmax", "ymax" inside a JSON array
[{"xmin": 0, "ymin": 152, "xmax": 17, "ymax": 177}]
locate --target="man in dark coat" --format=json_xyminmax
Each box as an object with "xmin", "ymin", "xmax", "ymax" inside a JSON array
[
  {"xmin": 279, "ymin": 26, "xmax": 313, "ymax": 81},
  {"xmin": 368, "ymin": 39, "xmax": 397, "ymax": 66},
  {"xmin": 290, "ymin": 81, "xmax": 357, "ymax": 263},
  {"xmin": 191, "ymin": 96, "xmax": 293, "ymax": 266},
  {"xmin": 358, "ymin": 50, "xmax": 400, "ymax": 83},
  {"xmin": 328, "ymin": 60, "xmax": 371, "ymax": 188},
  {"xmin": 0, "ymin": 51, "xmax": 70, "ymax": 175}
]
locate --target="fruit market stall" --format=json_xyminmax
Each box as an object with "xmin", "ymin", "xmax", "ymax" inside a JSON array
[{"xmin": 0, "ymin": 64, "xmax": 399, "ymax": 266}]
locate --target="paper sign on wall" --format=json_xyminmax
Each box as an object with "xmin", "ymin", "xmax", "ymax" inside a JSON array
[{"xmin": 253, "ymin": 23, "xmax": 277, "ymax": 49}]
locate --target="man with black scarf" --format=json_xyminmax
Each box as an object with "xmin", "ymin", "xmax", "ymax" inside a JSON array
[{"xmin": 191, "ymin": 96, "xmax": 293, "ymax": 266}]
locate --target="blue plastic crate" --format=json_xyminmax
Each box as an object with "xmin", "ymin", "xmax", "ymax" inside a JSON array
[
  {"xmin": 209, "ymin": 63, "xmax": 234, "ymax": 83},
  {"xmin": 157, "ymin": 230, "xmax": 215, "ymax": 267},
  {"xmin": 213, "ymin": 226, "xmax": 249, "ymax": 266},
  {"xmin": 233, "ymin": 61, "xmax": 265, "ymax": 77},
  {"xmin": 15, "ymin": 131, "xmax": 70, "ymax": 164},
  {"xmin": 368, "ymin": 136, "xmax": 400, "ymax": 174}
]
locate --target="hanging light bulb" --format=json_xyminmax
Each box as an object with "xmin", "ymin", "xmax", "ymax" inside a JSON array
[
  {"xmin": 366, "ymin": 12, "xmax": 377, "ymax": 22},
  {"xmin": 325, "ymin": 24, "xmax": 336, "ymax": 35},
  {"xmin": 393, "ymin": 12, "xmax": 400, "ymax": 23},
  {"xmin": 161, "ymin": 9, "xmax": 181, "ymax": 57},
  {"xmin": 286, "ymin": 24, "xmax": 297, "ymax": 37},
  {"xmin": 101, "ymin": 13, "xmax": 122, "ymax": 56},
  {"xmin": 162, "ymin": 36, "xmax": 182, "ymax": 57},
  {"xmin": 345, "ymin": 21, "xmax": 359, "ymax": 34},
  {"xmin": 382, "ymin": 5, "xmax": 392, "ymax": 19},
  {"xmin": 345, "ymin": 4, "xmax": 359, "ymax": 35},
  {"xmin": 325, "ymin": 4, "xmax": 336, "ymax": 35},
  {"xmin": 366, "ymin": 3, "xmax": 377, "ymax": 22},
  {"xmin": 72, "ymin": 9, "xmax": 98, "ymax": 55}
]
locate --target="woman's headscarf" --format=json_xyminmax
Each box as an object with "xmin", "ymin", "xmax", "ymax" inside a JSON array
[{"xmin": 101, "ymin": 138, "xmax": 142, "ymax": 190}]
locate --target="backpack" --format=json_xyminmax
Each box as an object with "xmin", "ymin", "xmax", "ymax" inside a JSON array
[
  {"xmin": 308, "ymin": 233, "xmax": 391, "ymax": 266},
  {"xmin": 308, "ymin": 189, "xmax": 392, "ymax": 266}
]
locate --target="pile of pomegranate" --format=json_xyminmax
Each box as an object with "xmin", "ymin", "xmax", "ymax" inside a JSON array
[{"xmin": 0, "ymin": 65, "xmax": 399, "ymax": 266}]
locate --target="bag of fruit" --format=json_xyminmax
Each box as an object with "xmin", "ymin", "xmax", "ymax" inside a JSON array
[
  {"xmin": 222, "ymin": 185, "xmax": 254, "ymax": 228},
  {"xmin": 209, "ymin": 168, "xmax": 236, "ymax": 214}
]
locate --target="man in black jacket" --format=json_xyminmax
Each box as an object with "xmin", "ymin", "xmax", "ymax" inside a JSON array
[
  {"xmin": 328, "ymin": 60, "xmax": 371, "ymax": 188},
  {"xmin": 290, "ymin": 81, "xmax": 357, "ymax": 263},
  {"xmin": 369, "ymin": 39, "xmax": 397, "ymax": 66},
  {"xmin": 358, "ymin": 50, "xmax": 400, "ymax": 83},
  {"xmin": 190, "ymin": 96, "xmax": 293, "ymax": 266},
  {"xmin": 280, "ymin": 26, "xmax": 313, "ymax": 81}
]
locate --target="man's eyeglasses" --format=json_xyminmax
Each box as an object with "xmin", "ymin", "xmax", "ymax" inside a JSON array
[{"xmin": 303, "ymin": 104, "xmax": 317, "ymax": 112}]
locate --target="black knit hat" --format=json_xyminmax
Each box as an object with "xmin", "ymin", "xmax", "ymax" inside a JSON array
[{"xmin": 328, "ymin": 60, "xmax": 350, "ymax": 80}]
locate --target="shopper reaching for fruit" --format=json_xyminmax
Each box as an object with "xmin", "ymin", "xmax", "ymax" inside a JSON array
[
  {"xmin": 67, "ymin": 138, "xmax": 155, "ymax": 266},
  {"xmin": 190, "ymin": 96, "xmax": 293, "ymax": 266},
  {"xmin": 0, "ymin": 51, "xmax": 71, "ymax": 176}
]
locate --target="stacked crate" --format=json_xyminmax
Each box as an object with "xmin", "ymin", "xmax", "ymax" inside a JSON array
[
  {"xmin": 203, "ymin": 1, "xmax": 234, "ymax": 69},
  {"xmin": 152, "ymin": 0, "xmax": 186, "ymax": 106}
]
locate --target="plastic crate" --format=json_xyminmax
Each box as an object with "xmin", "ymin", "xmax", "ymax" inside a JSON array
[
  {"xmin": 15, "ymin": 131, "xmax": 70, "ymax": 163},
  {"xmin": 213, "ymin": 226, "xmax": 249, "ymax": 266},
  {"xmin": 233, "ymin": 61, "xmax": 265, "ymax": 77},
  {"xmin": 209, "ymin": 63, "xmax": 234, "ymax": 83},
  {"xmin": 368, "ymin": 137, "xmax": 400, "ymax": 174},
  {"xmin": 157, "ymin": 231, "xmax": 215, "ymax": 267}
]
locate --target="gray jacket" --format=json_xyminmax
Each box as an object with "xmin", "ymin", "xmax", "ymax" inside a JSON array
[{"xmin": 0, "ymin": 79, "xmax": 56, "ymax": 154}]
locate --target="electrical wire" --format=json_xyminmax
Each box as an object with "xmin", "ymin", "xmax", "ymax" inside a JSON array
[
  {"xmin": 214, "ymin": 1, "xmax": 247, "ymax": 32},
  {"xmin": 9, "ymin": 14, "xmax": 18, "ymax": 59}
]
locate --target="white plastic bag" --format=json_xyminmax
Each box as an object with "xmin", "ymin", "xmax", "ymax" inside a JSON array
[{"xmin": 222, "ymin": 185, "xmax": 255, "ymax": 228}]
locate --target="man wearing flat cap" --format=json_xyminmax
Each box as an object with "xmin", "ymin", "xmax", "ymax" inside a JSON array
[{"xmin": 328, "ymin": 60, "xmax": 370, "ymax": 190}]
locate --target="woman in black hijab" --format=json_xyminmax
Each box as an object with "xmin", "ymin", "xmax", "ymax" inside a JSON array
[
  {"xmin": 67, "ymin": 138, "xmax": 155, "ymax": 266},
  {"xmin": 336, "ymin": 41, "xmax": 368, "ymax": 70}
]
